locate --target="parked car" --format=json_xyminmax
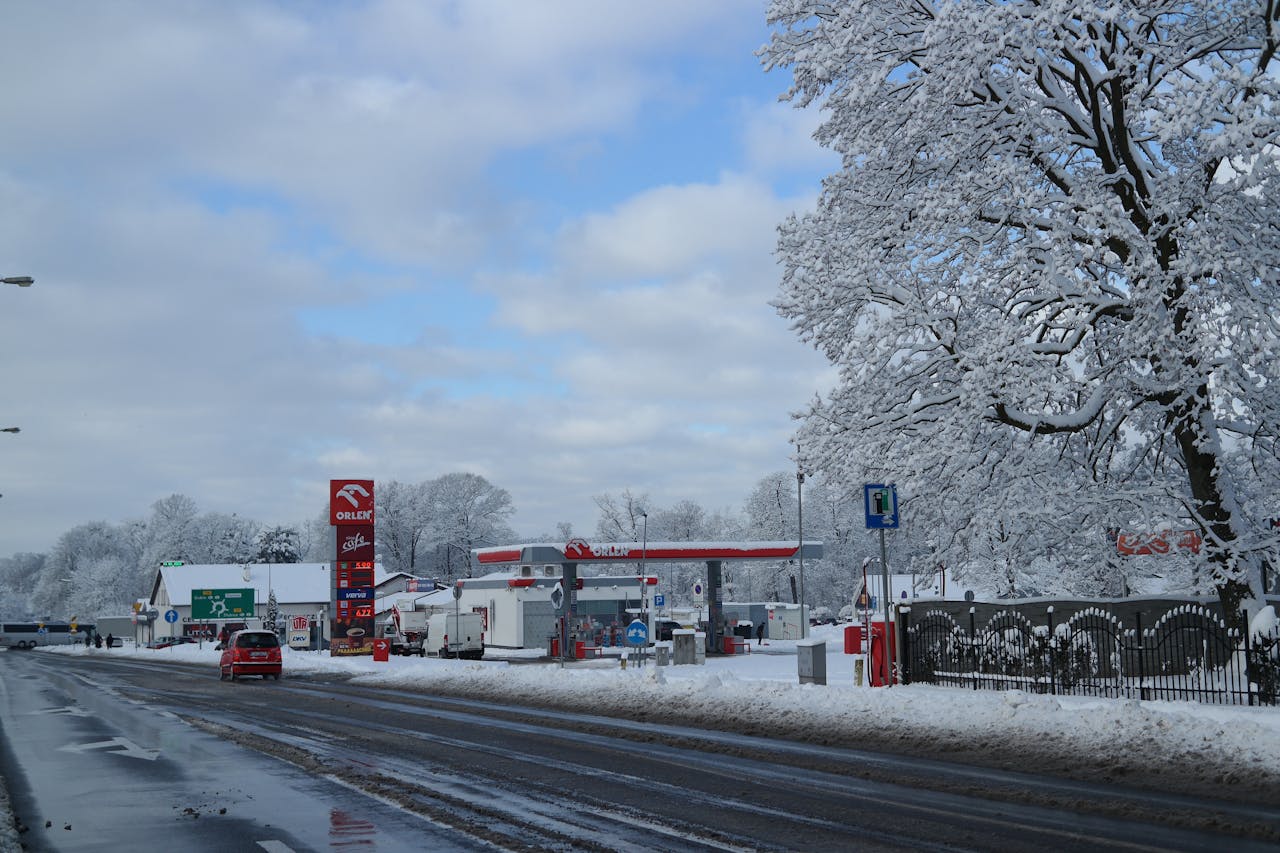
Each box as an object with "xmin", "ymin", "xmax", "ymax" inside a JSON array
[
  {"xmin": 145, "ymin": 636, "xmax": 197, "ymax": 649},
  {"xmin": 219, "ymin": 630, "xmax": 282, "ymax": 681},
  {"xmin": 656, "ymin": 620, "xmax": 685, "ymax": 642}
]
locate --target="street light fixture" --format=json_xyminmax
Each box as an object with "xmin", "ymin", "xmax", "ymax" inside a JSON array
[
  {"xmin": 2, "ymin": 277, "xmax": 33, "ymax": 287},
  {"xmin": 1, "ymin": 427, "xmax": 18, "ymax": 434}
]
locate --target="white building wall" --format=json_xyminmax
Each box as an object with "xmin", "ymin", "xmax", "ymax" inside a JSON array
[{"xmin": 451, "ymin": 574, "xmax": 655, "ymax": 649}]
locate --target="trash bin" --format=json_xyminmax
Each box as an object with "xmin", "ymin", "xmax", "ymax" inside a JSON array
[{"xmin": 372, "ymin": 638, "xmax": 390, "ymax": 662}]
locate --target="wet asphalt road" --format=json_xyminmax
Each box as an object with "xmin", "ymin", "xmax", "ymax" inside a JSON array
[{"xmin": 2, "ymin": 650, "xmax": 1278, "ymax": 852}]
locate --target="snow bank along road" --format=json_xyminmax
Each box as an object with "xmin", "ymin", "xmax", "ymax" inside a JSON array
[{"xmin": 2, "ymin": 649, "xmax": 1278, "ymax": 851}]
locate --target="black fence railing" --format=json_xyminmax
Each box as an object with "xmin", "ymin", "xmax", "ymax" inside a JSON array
[{"xmin": 900, "ymin": 603, "xmax": 1280, "ymax": 706}]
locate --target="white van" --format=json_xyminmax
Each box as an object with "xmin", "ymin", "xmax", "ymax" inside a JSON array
[{"xmin": 425, "ymin": 612, "xmax": 484, "ymax": 659}]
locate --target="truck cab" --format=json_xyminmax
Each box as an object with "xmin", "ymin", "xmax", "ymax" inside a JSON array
[{"xmin": 383, "ymin": 603, "xmax": 428, "ymax": 656}]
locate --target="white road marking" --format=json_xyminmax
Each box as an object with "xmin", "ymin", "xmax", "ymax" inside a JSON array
[
  {"xmin": 58, "ymin": 736, "xmax": 160, "ymax": 760},
  {"xmin": 255, "ymin": 841, "xmax": 296, "ymax": 852},
  {"xmin": 29, "ymin": 706, "xmax": 93, "ymax": 716}
]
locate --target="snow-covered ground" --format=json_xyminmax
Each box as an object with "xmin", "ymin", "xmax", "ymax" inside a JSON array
[{"xmin": 8, "ymin": 622, "xmax": 1280, "ymax": 839}]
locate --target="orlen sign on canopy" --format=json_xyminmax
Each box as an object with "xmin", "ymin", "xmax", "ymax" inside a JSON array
[{"xmin": 330, "ymin": 480, "xmax": 375, "ymax": 525}]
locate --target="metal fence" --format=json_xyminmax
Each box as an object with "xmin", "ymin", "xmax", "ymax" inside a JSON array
[{"xmin": 900, "ymin": 603, "xmax": 1280, "ymax": 706}]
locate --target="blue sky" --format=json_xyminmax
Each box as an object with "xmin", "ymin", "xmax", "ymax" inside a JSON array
[{"xmin": 0, "ymin": 1, "xmax": 837, "ymax": 552}]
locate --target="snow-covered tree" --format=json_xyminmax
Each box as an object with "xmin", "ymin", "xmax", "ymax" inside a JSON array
[
  {"xmin": 650, "ymin": 500, "xmax": 705, "ymax": 542},
  {"xmin": 744, "ymin": 472, "xmax": 798, "ymax": 540},
  {"xmin": 593, "ymin": 488, "xmax": 650, "ymax": 543},
  {"xmin": 266, "ymin": 588, "xmax": 281, "ymax": 635},
  {"xmin": 138, "ymin": 494, "xmax": 199, "ymax": 567},
  {"xmin": 742, "ymin": 472, "xmax": 801, "ymax": 602},
  {"xmin": 184, "ymin": 512, "xmax": 260, "ymax": 565},
  {"xmin": 801, "ymin": 477, "xmax": 868, "ymax": 608},
  {"xmin": 0, "ymin": 552, "xmax": 45, "ymax": 618},
  {"xmin": 31, "ymin": 522, "xmax": 140, "ymax": 618},
  {"xmin": 69, "ymin": 555, "xmax": 136, "ymax": 619},
  {"xmin": 255, "ymin": 526, "xmax": 301, "ymax": 563},
  {"xmin": 429, "ymin": 473, "xmax": 515, "ymax": 579},
  {"xmin": 377, "ymin": 480, "xmax": 434, "ymax": 574},
  {"xmin": 297, "ymin": 505, "xmax": 332, "ymax": 562},
  {"xmin": 763, "ymin": 1, "xmax": 1280, "ymax": 626}
]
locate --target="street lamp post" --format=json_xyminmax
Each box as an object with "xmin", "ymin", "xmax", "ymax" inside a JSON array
[
  {"xmin": 797, "ymin": 468, "xmax": 806, "ymax": 639},
  {"xmin": 640, "ymin": 510, "xmax": 648, "ymax": 623},
  {"xmin": 4, "ymin": 280, "xmax": 32, "ymax": 458}
]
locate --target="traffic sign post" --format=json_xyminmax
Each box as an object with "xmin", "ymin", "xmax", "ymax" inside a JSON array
[
  {"xmin": 864, "ymin": 483, "xmax": 900, "ymax": 688},
  {"xmin": 864, "ymin": 484, "xmax": 899, "ymax": 529},
  {"xmin": 625, "ymin": 619, "xmax": 649, "ymax": 645},
  {"xmin": 625, "ymin": 618, "xmax": 649, "ymax": 667}
]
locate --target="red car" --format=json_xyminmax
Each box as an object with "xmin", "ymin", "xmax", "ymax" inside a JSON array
[{"xmin": 219, "ymin": 630, "xmax": 282, "ymax": 681}]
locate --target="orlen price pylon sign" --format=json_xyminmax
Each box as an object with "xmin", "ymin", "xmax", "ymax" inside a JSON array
[{"xmin": 330, "ymin": 479, "xmax": 376, "ymax": 656}]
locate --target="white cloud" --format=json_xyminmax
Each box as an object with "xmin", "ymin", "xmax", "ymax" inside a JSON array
[{"xmin": 0, "ymin": 1, "xmax": 836, "ymax": 553}]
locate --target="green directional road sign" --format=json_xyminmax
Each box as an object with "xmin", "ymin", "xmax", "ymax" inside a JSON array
[{"xmin": 191, "ymin": 588, "xmax": 255, "ymax": 620}]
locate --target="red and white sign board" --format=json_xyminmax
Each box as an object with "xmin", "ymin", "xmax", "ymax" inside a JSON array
[
  {"xmin": 1115, "ymin": 529, "xmax": 1202, "ymax": 556},
  {"xmin": 336, "ymin": 525, "xmax": 376, "ymax": 560},
  {"xmin": 330, "ymin": 479, "xmax": 375, "ymax": 525}
]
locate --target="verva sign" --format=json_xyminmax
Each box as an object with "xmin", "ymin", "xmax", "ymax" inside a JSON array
[{"xmin": 330, "ymin": 480, "xmax": 375, "ymax": 525}]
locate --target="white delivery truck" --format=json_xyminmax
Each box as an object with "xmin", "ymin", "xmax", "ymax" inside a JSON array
[
  {"xmin": 380, "ymin": 601, "xmax": 430, "ymax": 656},
  {"xmin": 425, "ymin": 612, "xmax": 485, "ymax": 660}
]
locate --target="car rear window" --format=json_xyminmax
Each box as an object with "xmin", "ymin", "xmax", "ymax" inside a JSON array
[{"xmin": 236, "ymin": 632, "xmax": 280, "ymax": 649}]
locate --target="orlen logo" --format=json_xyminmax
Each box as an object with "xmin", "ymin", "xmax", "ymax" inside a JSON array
[
  {"xmin": 330, "ymin": 479, "xmax": 375, "ymax": 525},
  {"xmin": 563, "ymin": 538, "xmax": 631, "ymax": 560}
]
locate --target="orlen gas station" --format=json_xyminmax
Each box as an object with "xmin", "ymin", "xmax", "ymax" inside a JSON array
[{"xmin": 467, "ymin": 538, "xmax": 823, "ymax": 658}]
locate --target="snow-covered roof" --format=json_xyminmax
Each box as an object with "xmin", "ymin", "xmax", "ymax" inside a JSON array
[
  {"xmin": 374, "ymin": 587, "xmax": 455, "ymax": 616},
  {"xmin": 152, "ymin": 563, "xmax": 392, "ymax": 606}
]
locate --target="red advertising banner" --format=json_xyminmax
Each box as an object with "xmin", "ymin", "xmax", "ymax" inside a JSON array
[
  {"xmin": 335, "ymin": 524, "xmax": 375, "ymax": 561},
  {"xmin": 330, "ymin": 479, "xmax": 375, "ymax": 525},
  {"xmin": 1115, "ymin": 529, "xmax": 1202, "ymax": 556}
]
